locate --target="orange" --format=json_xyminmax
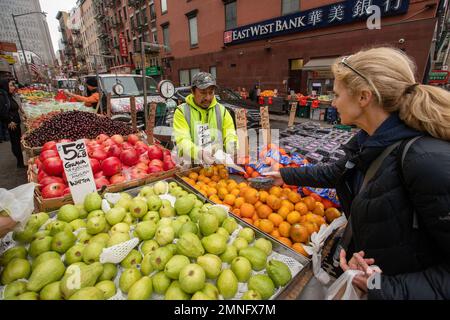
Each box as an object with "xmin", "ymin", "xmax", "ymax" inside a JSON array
[
  {"xmin": 206, "ymin": 187, "xmax": 217, "ymax": 197},
  {"xmin": 253, "ymin": 219, "xmax": 261, "ymax": 228},
  {"xmin": 304, "ymin": 221, "xmax": 319, "ymax": 235},
  {"xmin": 199, "ymin": 189, "xmax": 207, "ymax": 197},
  {"xmin": 266, "ymin": 195, "xmax": 281, "ymax": 210},
  {"xmin": 239, "ymin": 186, "xmax": 249, "ymax": 197},
  {"xmin": 209, "ymin": 195, "xmax": 220, "ymax": 203},
  {"xmin": 278, "ymin": 237, "xmax": 293, "ymax": 247},
  {"xmin": 254, "ymin": 201, "xmax": 263, "ymax": 209},
  {"xmin": 306, "ymin": 213, "xmax": 326, "ymax": 227},
  {"xmin": 230, "ymin": 188, "xmax": 240, "ymax": 197},
  {"xmin": 238, "ymin": 182, "xmax": 248, "ymax": 189},
  {"xmin": 259, "ymin": 191, "xmax": 269, "ymax": 203},
  {"xmin": 270, "ymin": 229, "xmax": 281, "ymax": 238},
  {"xmin": 219, "ymin": 169, "xmax": 229, "ymax": 179},
  {"xmin": 252, "ymin": 213, "xmax": 259, "ymax": 221},
  {"xmin": 244, "ymin": 188, "xmax": 259, "ymax": 204},
  {"xmin": 234, "ymin": 197, "xmax": 245, "ymax": 209},
  {"xmin": 268, "ymin": 213, "xmax": 283, "ymax": 227},
  {"xmin": 240, "ymin": 203, "xmax": 255, "ymax": 218},
  {"xmin": 269, "ymin": 186, "xmax": 283, "ymax": 197},
  {"xmin": 294, "ymin": 202, "xmax": 309, "ymax": 215},
  {"xmin": 242, "ymin": 218, "xmax": 253, "ymax": 225},
  {"xmin": 282, "ymin": 187, "xmax": 292, "ymax": 196},
  {"xmin": 207, "ymin": 181, "xmax": 217, "ymax": 188},
  {"xmin": 188, "ymin": 172, "xmax": 199, "ymax": 181},
  {"xmin": 211, "ymin": 175, "xmax": 221, "ymax": 182},
  {"xmin": 204, "ymin": 167, "xmax": 214, "ymax": 177},
  {"xmin": 227, "ymin": 182, "xmax": 238, "ymax": 193},
  {"xmin": 217, "ymin": 180, "xmax": 227, "ymax": 189},
  {"xmin": 232, "ymin": 208, "xmax": 241, "ymax": 217},
  {"xmin": 224, "ymin": 194, "xmax": 236, "ymax": 206},
  {"xmin": 256, "ymin": 204, "xmax": 273, "ymax": 219},
  {"xmin": 280, "ymin": 200, "xmax": 295, "ymax": 211},
  {"xmin": 325, "ymin": 207, "xmax": 342, "ymax": 223},
  {"xmin": 277, "ymin": 206, "xmax": 291, "ymax": 219},
  {"xmin": 313, "ymin": 202, "xmax": 325, "ymax": 216},
  {"xmin": 287, "ymin": 192, "xmax": 302, "ymax": 204},
  {"xmin": 278, "ymin": 221, "xmax": 291, "ymax": 237},
  {"xmin": 290, "ymin": 224, "xmax": 309, "ymax": 243},
  {"xmin": 303, "ymin": 196, "xmax": 317, "ymax": 211},
  {"xmin": 218, "ymin": 187, "xmax": 229, "ymax": 200},
  {"xmin": 286, "ymin": 211, "xmax": 301, "ymax": 224},
  {"xmin": 197, "ymin": 181, "xmax": 206, "ymax": 187},
  {"xmin": 203, "ymin": 177, "xmax": 211, "ymax": 184},
  {"xmin": 292, "ymin": 243, "xmax": 310, "ymax": 257},
  {"xmin": 259, "ymin": 219, "xmax": 274, "ymax": 233}
]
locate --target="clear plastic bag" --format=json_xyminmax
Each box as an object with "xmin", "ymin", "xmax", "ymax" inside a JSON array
[
  {"xmin": 0, "ymin": 183, "xmax": 36, "ymax": 224},
  {"xmin": 325, "ymin": 270, "xmax": 366, "ymax": 300}
]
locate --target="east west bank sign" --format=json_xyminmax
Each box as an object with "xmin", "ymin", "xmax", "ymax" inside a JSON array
[{"xmin": 224, "ymin": 0, "xmax": 410, "ymax": 45}]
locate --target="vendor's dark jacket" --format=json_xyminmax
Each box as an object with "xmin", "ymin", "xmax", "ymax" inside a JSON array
[{"xmin": 280, "ymin": 113, "xmax": 450, "ymax": 300}]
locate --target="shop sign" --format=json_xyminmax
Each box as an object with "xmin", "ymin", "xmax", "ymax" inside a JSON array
[
  {"xmin": 0, "ymin": 54, "xmax": 16, "ymax": 65},
  {"xmin": 146, "ymin": 66, "xmax": 161, "ymax": 76},
  {"xmin": 224, "ymin": 0, "xmax": 410, "ymax": 45},
  {"xmin": 0, "ymin": 42, "xmax": 18, "ymax": 52},
  {"xmin": 57, "ymin": 140, "xmax": 96, "ymax": 204},
  {"xmin": 119, "ymin": 33, "xmax": 128, "ymax": 57},
  {"xmin": 428, "ymin": 70, "xmax": 449, "ymax": 84}
]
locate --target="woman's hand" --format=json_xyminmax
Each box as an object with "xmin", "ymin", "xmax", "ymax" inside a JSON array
[
  {"xmin": 8, "ymin": 122, "xmax": 17, "ymax": 130},
  {"xmin": 262, "ymin": 171, "xmax": 284, "ymax": 186},
  {"xmin": 340, "ymin": 249, "xmax": 380, "ymax": 293},
  {"xmin": 0, "ymin": 216, "xmax": 17, "ymax": 238}
]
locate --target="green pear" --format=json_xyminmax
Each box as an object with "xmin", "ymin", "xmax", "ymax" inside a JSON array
[
  {"xmin": 95, "ymin": 280, "xmax": 116, "ymax": 299},
  {"xmin": 216, "ymin": 227, "xmax": 230, "ymax": 241},
  {"xmin": 239, "ymin": 247, "xmax": 267, "ymax": 271},
  {"xmin": 153, "ymin": 181, "xmax": 169, "ymax": 195},
  {"xmin": 128, "ymin": 276, "xmax": 153, "ymax": 300},
  {"xmin": 123, "ymin": 212, "xmax": 137, "ymax": 225},
  {"xmin": 83, "ymin": 241, "xmax": 105, "ymax": 264},
  {"xmin": 166, "ymin": 244, "xmax": 177, "ymax": 255},
  {"xmin": 140, "ymin": 253, "xmax": 154, "ymax": 276},
  {"xmin": 51, "ymin": 230, "xmax": 76, "ymax": 254},
  {"xmin": 69, "ymin": 219, "xmax": 87, "ymax": 231},
  {"xmin": 27, "ymin": 258, "xmax": 65, "ymax": 292},
  {"xmin": 197, "ymin": 254, "xmax": 222, "ymax": 279},
  {"xmin": 189, "ymin": 207, "xmax": 201, "ymax": 223},
  {"xmin": 98, "ymin": 263, "xmax": 117, "ymax": 281},
  {"xmin": 134, "ymin": 220, "xmax": 157, "ymax": 241},
  {"xmin": 105, "ymin": 207, "xmax": 126, "ymax": 225},
  {"xmin": 155, "ymin": 225, "xmax": 175, "ymax": 246},
  {"xmin": 174, "ymin": 196, "xmax": 195, "ymax": 215},
  {"xmin": 17, "ymin": 292, "xmax": 39, "ymax": 300},
  {"xmin": 60, "ymin": 262, "xmax": 104, "ymax": 299},
  {"xmin": 139, "ymin": 185, "xmax": 155, "ymax": 197},
  {"xmin": 121, "ymin": 249, "xmax": 142, "ymax": 268},
  {"xmin": 141, "ymin": 240, "xmax": 159, "ymax": 255},
  {"xmin": 65, "ymin": 244, "xmax": 85, "ymax": 265},
  {"xmin": 40, "ymin": 281, "xmax": 62, "ymax": 300},
  {"xmin": 84, "ymin": 192, "xmax": 102, "ymax": 212},
  {"xmin": 168, "ymin": 182, "xmax": 178, "ymax": 192},
  {"xmin": 110, "ymin": 222, "xmax": 130, "ymax": 234},
  {"xmin": 1, "ymin": 258, "xmax": 31, "ymax": 285},
  {"xmin": 57, "ymin": 204, "xmax": 79, "ymax": 222},
  {"xmin": 194, "ymin": 199, "xmax": 203, "ymax": 208},
  {"xmin": 75, "ymin": 204, "xmax": 88, "ymax": 219},
  {"xmin": 76, "ymin": 229, "xmax": 92, "ymax": 244},
  {"xmin": 219, "ymin": 245, "xmax": 238, "ymax": 263},
  {"xmin": 222, "ymin": 217, "xmax": 238, "ymax": 234},
  {"xmin": 217, "ymin": 269, "xmax": 238, "ymax": 299},
  {"xmin": 146, "ymin": 195, "xmax": 162, "ymax": 212},
  {"xmin": 202, "ymin": 283, "xmax": 220, "ymax": 300},
  {"xmin": 27, "ymin": 212, "xmax": 49, "ymax": 229},
  {"xmin": 208, "ymin": 206, "xmax": 228, "ymax": 225},
  {"xmin": 157, "ymin": 217, "xmax": 173, "ymax": 228},
  {"xmin": 90, "ymin": 233, "xmax": 110, "ymax": 246},
  {"xmin": 254, "ymin": 238, "xmax": 273, "ymax": 256},
  {"xmin": 178, "ymin": 221, "xmax": 198, "ymax": 237},
  {"xmin": 201, "ymin": 234, "xmax": 227, "ymax": 255},
  {"xmin": 129, "ymin": 198, "xmax": 148, "ymax": 219},
  {"xmin": 231, "ymin": 257, "xmax": 252, "ymax": 282},
  {"xmin": 159, "ymin": 200, "xmax": 175, "ymax": 218},
  {"xmin": 242, "ymin": 290, "xmax": 262, "ymax": 300},
  {"xmin": 176, "ymin": 232, "xmax": 204, "ymax": 258},
  {"xmin": 3, "ymin": 281, "xmax": 27, "ymax": 300},
  {"xmin": 69, "ymin": 287, "xmax": 104, "ymax": 300},
  {"xmin": 191, "ymin": 291, "xmax": 212, "ymax": 300},
  {"xmin": 32, "ymin": 251, "xmax": 61, "ymax": 270},
  {"xmin": 199, "ymin": 212, "xmax": 219, "ymax": 236},
  {"xmin": 32, "ymin": 230, "xmax": 51, "ymax": 241},
  {"xmin": 107, "ymin": 232, "xmax": 130, "ymax": 247},
  {"xmin": 87, "ymin": 216, "xmax": 107, "ymax": 235},
  {"xmin": 164, "ymin": 255, "xmax": 190, "ymax": 279},
  {"xmin": 238, "ymin": 227, "xmax": 255, "ymax": 243},
  {"xmin": 164, "ymin": 281, "xmax": 191, "ymax": 300},
  {"xmin": 143, "ymin": 211, "xmax": 160, "ymax": 223},
  {"xmin": 29, "ymin": 236, "xmax": 53, "ymax": 258},
  {"xmin": 149, "ymin": 247, "xmax": 173, "ymax": 271},
  {"xmin": 233, "ymin": 237, "xmax": 249, "ymax": 252},
  {"xmin": 248, "ymin": 275, "xmax": 275, "ymax": 300},
  {"xmin": 87, "ymin": 210, "xmax": 105, "ymax": 220},
  {"xmin": 171, "ymin": 216, "xmax": 190, "ymax": 237},
  {"xmin": 0, "ymin": 246, "xmax": 27, "ymax": 266},
  {"xmin": 120, "ymin": 192, "xmax": 132, "ymax": 200},
  {"xmin": 48, "ymin": 220, "xmax": 73, "ymax": 236},
  {"xmin": 266, "ymin": 259, "xmax": 292, "ymax": 287},
  {"xmin": 179, "ymin": 264, "xmax": 206, "ymax": 294},
  {"xmin": 119, "ymin": 267, "xmax": 142, "ymax": 293},
  {"xmin": 115, "ymin": 197, "xmax": 132, "ymax": 211},
  {"xmin": 152, "ymin": 271, "xmax": 171, "ymax": 294}
]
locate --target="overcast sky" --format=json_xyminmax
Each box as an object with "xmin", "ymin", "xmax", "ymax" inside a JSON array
[{"xmin": 40, "ymin": 0, "xmax": 78, "ymax": 53}]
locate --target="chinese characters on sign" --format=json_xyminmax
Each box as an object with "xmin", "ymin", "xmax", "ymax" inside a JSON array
[
  {"xmin": 224, "ymin": 0, "xmax": 409, "ymax": 45},
  {"xmin": 119, "ymin": 33, "xmax": 128, "ymax": 57},
  {"xmin": 57, "ymin": 140, "xmax": 97, "ymax": 204}
]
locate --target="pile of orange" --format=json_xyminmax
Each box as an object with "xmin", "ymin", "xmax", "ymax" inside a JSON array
[{"xmin": 182, "ymin": 165, "xmax": 342, "ymax": 258}]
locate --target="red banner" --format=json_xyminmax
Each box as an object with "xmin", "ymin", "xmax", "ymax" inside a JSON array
[{"xmin": 119, "ymin": 33, "xmax": 128, "ymax": 58}]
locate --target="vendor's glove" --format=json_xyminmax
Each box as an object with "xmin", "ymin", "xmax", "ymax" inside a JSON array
[{"xmin": 198, "ymin": 148, "xmax": 215, "ymax": 165}]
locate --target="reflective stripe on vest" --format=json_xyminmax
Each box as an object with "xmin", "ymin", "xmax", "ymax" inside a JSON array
[{"xmin": 182, "ymin": 103, "xmax": 223, "ymax": 146}]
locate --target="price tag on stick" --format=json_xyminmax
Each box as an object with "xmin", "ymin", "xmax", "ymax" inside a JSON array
[
  {"xmin": 130, "ymin": 96, "xmax": 137, "ymax": 132},
  {"xmin": 288, "ymin": 102, "xmax": 298, "ymax": 128},
  {"xmin": 236, "ymin": 108, "xmax": 249, "ymax": 160},
  {"xmin": 57, "ymin": 140, "xmax": 97, "ymax": 204},
  {"xmin": 260, "ymin": 106, "xmax": 271, "ymax": 146},
  {"xmin": 147, "ymin": 102, "xmax": 157, "ymax": 144},
  {"xmin": 106, "ymin": 93, "xmax": 112, "ymax": 118}
]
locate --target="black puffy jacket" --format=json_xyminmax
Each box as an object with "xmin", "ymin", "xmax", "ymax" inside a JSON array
[{"xmin": 280, "ymin": 114, "xmax": 450, "ymax": 300}]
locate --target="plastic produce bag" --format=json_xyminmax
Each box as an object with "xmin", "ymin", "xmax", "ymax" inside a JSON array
[
  {"xmin": 0, "ymin": 183, "xmax": 36, "ymax": 224},
  {"xmin": 325, "ymin": 270, "xmax": 365, "ymax": 300}
]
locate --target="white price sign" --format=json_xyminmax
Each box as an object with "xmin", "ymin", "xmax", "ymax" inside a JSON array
[
  {"xmin": 197, "ymin": 124, "xmax": 211, "ymax": 147},
  {"xmin": 57, "ymin": 139, "xmax": 97, "ymax": 204}
]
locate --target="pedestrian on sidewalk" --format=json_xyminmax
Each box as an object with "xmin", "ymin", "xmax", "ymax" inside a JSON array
[
  {"xmin": 268, "ymin": 47, "xmax": 450, "ymax": 300},
  {"xmin": 0, "ymin": 78, "xmax": 25, "ymax": 168}
]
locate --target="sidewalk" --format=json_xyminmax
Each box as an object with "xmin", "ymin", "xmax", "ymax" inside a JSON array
[{"xmin": 0, "ymin": 141, "xmax": 27, "ymax": 190}]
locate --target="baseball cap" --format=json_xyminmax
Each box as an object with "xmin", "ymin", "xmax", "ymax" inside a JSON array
[{"xmin": 191, "ymin": 72, "xmax": 216, "ymax": 89}]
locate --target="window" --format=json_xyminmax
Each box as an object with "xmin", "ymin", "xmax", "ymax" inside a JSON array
[
  {"xmin": 282, "ymin": 0, "xmax": 299, "ymax": 15},
  {"xmin": 123, "ymin": 7, "xmax": 127, "ymax": 20},
  {"xmin": 152, "ymin": 31, "xmax": 158, "ymax": 43},
  {"xmin": 179, "ymin": 70, "xmax": 190, "ymax": 87},
  {"xmin": 126, "ymin": 30, "xmax": 130, "ymax": 42},
  {"xmin": 161, "ymin": 0, "xmax": 167, "ymax": 14},
  {"xmin": 190, "ymin": 68, "xmax": 200, "ymax": 82},
  {"xmin": 150, "ymin": 3, "xmax": 156, "ymax": 20},
  {"xmin": 162, "ymin": 24, "xmax": 170, "ymax": 51},
  {"xmin": 210, "ymin": 66, "xmax": 217, "ymax": 79},
  {"xmin": 188, "ymin": 16, "xmax": 198, "ymax": 47},
  {"xmin": 225, "ymin": 1, "xmax": 237, "ymax": 30},
  {"xmin": 130, "ymin": 15, "xmax": 135, "ymax": 29}
]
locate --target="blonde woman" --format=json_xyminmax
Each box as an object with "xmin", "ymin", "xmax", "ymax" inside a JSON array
[{"xmin": 270, "ymin": 47, "xmax": 450, "ymax": 299}]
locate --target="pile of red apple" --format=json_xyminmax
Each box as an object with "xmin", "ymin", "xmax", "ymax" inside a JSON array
[{"xmin": 33, "ymin": 133, "xmax": 176, "ymax": 199}]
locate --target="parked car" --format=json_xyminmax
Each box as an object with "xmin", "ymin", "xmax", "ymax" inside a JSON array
[{"xmin": 173, "ymin": 86, "xmax": 261, "ymax": 129}]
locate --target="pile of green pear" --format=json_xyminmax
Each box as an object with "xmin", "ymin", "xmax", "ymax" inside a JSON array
[{"xmin": 0, "ymin": 180, "xmax": 292, "ymax": 300}]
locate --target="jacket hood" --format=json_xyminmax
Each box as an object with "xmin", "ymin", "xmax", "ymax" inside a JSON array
[{"xmin": 185, "ymin": 94, "xmax": 218, "ymax": 112}]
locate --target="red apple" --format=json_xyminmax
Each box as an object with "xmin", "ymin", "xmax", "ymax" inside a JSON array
[
  {"xmin": 43, "ymin": 157, "xmax": 63, "ymax": 176},
  {"xmin": 102, "ymin": 139, "xmax": 116, "ymax": 148},
  {"xmin": 138, "ymin": 154, "xmax": 150, "ymax": 165},
  {"xmin": 94, "ymin": 171, "xmax": 105, "ymax": 179},
  {"xmin": 163, "ymin": 149, "xmax": 171, "ymax": 158},
  {"xmin": 63, "ymin": 187, "xmax": 71, "ymax": 196},
  {"xmin": 101, "ymin": 157, "xmax": 122, "ymax": 177},
  {"xmin": 96, "ymin": 134, "xmax": 109, "ymax": 143},
  {"xmin": 163, "ymin": 159, "xmax": 176, "ymax": 171},
  {"xmin": 40, "ymin": 149, "xmax": 59, "ymax": 162},
  {"xmin": 120, "ymin": 149, "xmax": 139, "ymax": 166},
  {"xmin": 150, "ymin": 159, "xmax": 164, "ymax": 168},
  {"xmin": 147, "ymin": 145, "xmax": 163, "ymax": 161},
  {"xmin": 95, "ymin": 177, "xmax": 110, "ymax": 189},
  {"xmin": 127, "ymin": 134, "xmax": 139, "ymax": 145},
  {"xmin": 90, "ymin": 148, "xmax": 108, "ymax": 162},
  {"xmin": 130, "ymin": 167, "xmax": 148, "ymax": 180},
  {"xmin": 39, "ymin": 176, "xmax": 65, "ymax": 187},
  {"xmin": 108, "ymin": 144, "xmax": 122, "ymax": 158},
  {"xmin": 111, "ymin": 134, "xmax": 124, "ymax": 144},
  {"xmin": 135, "ymin": 162, "xmax": 149, "ymax": 171},
  {"xmin": 37, "ymin": 170, "xmax": 48, "ymax": 182},
  {"xmin": 42, "ymin": 141, "xmax": 57, "ymax": 152},
  {"xmin": 110, "ymin": 173, "xmax": 127, "ymax": 184},
  {"xmin": 122, "ymin": 142, "xmax": 133, "ymax": 150},
  {"xmin": 41, "ymin": 182, "xmax": 66, "ymax": 199},
  {"xmin": 148, "ymin": 165, "xmax": 163, "ymax": 174},
  {"xmin": 135, "ymin": 145, "xmax": 148, "ymax": 156},
  {"xmin": 90, "ymin": 158, "xmax": 101, "ymax": 174}
]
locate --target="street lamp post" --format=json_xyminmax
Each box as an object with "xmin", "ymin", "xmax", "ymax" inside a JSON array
[{"xmin": 11, "ymin": 11, "xmax": 47, "ymax": 84}]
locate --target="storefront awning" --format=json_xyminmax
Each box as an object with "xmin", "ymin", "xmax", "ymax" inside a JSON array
[{"xmin": 302, "ymin": 57, "xmax": 339, "ymax": 71}]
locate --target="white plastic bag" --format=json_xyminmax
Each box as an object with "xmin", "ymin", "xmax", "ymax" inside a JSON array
[
  {"xmin": 304, "ymin": 215, "xmax": 347, "ymax": 285},
  {"xmin": 325, "ymin": 269, "xmax": 366, "ymax": 300},
  {"xmin": 0, "ymin": 183, "xmax": 36, "ymax": 224}
]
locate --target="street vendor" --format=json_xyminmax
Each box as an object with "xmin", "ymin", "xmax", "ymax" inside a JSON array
[
  {"xmin": 269, "ymin": 47, "xmax": 450, "ymax": 300},
  {"xmin": 173, "ymin": 72, "xmax": 238, "ymax": 165},
  {"xmin": 65, "ymin": 77, "xmax": 100, "ymax": 108}
]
